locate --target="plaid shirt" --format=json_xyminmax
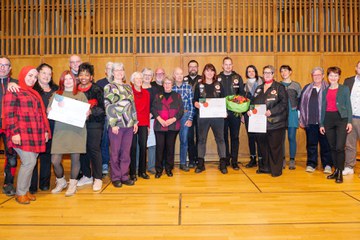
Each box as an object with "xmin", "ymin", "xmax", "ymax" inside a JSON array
[
  {"xmin": 3, "ymin": 90, "xmax": 48, "ymax": 153},
  {"xmin": 172, "ymin": 83, "xmax": 194, "ymax": 121}
]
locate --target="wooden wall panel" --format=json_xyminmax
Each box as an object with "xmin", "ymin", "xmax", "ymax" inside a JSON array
[
  {"xmin": 135, "ymin": 56, "xmax": 182, "ymax": 76},
  {"xmin": 4, "ymin": 54, "xmax": 360, "ymax": 159},
  {"xmin": 89, "ymin": 56, "xmax": 135, "ymax": 83},
  {"xmin": 322, "ymin": 54, "xmax": 360, "ymax": 83}
]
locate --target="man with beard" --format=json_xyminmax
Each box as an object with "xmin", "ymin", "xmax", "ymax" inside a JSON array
[{"xmin": 184, "ymin": 60, "xmax": 201, "ymax": 168}]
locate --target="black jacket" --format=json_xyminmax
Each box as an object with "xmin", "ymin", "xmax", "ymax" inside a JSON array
[{"xmin": 252, "ymin": 81, "xmax": 288, "ymax": 130}]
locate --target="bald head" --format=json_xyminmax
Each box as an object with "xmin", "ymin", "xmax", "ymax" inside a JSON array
[
  {"xmin": 69, "ymin": 55, "xmax": 82, "ymax": 74},
  {"xmin": 173, "ymin": 67, "xmax": 184, "ymax": 86}
]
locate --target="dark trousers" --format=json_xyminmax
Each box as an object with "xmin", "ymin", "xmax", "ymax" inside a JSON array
[
  {"xmin": 30, "ymin": 140, "xmax": 52, "ymax": 192},
  {"xmin": 188, "ymin": 114, "xmax": 198, "ymax": 165},
  {"xmin": 130, "ymin": 126, "xmax": 149, "ymax": 175},
  {"xmin": 244, "ymin": 113, "xmax": 261, "ymax": 158},
  {"xmin": 1, "ymin": 132, "xmax": 17, "ymax": 185},
  {"xmin": 256, "ymin": 128, "xmax": 285, "ymax": 176},
  {"xmin": 324, "ymin": 112, "xmax": 348, "ymax": 170},
  {"xmin": 101, "ymin": 120, "xmax": 110, "ymax": 165},
  {"xmin": 224, "ymin": 111, "xmax": 241, "ymax": 163},
  {"xmin": 80, "ymin": 127, "xmax": 103, "ymax": 180},
  {"xmin": 155, "ymin": 131, "xmax": 178, "ymax": 173},
  {"xmin": 197, "ymin": 118, "xmax": 226, "ymax": 159},
  {"xmin": 305, "ymin": 124, "xmax": 332, "ymax": 168}
]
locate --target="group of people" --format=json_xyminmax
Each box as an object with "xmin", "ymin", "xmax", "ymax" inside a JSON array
[{"xmin": 0, "ymin": 54, "xmax": 359, "ymax": 204}]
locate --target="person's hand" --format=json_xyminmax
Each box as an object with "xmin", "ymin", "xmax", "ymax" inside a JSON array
[
  {"xmin": 112, "ymin": 126, "xmax": 119, "ymax": 135},
  {"xmin": 346, "ymin": 123, "xmax": 352, "ymax": 133},
  {"xmin": 319, "ymin": 127, "xmax": 325, "ymax": 135},
  {"xmin": 241, "ymin": 115, "xmax": 245, "ymax": 124},
  {"xmin": 45, "ymin": 132, "xmax": 49, "ymax": 142},
  {"xmin": 157, "ymin": 116, "xmax": 167, "ymax": 127},
  {"xmin": 165, "ymin": 117, "xmax": 176, "ymax": 126},
  {"xmin": 247, "ymin": 110, "xmax": 252, "ymax": 116},
  {"xmin": 133, "ymin": 124, "xmax": 138, "ymax": 134},
  {"xmin": 7, "ymin": 82, "xmax": 20, "ymax": 92},
  {"xmin": 299, "ymin": 123, "xmax": 305, "ymax": 129},
  {"xmin": 194, "ymin": 102, "xmax": 200, "ymax": 109},
  {"xmin": 12, "ymin": 134, "xmax": 21, "ymax": 145},
  {"xmin": 86, "ymin": 109, "xmax": 91, "ymax": 118},
  {"xmin": 185, "ymin": 120, "xmax": 192, "ymax": 127},
  {"xmin": 265, "ymin": 110, "xmax": 271, "ymax": 117}
]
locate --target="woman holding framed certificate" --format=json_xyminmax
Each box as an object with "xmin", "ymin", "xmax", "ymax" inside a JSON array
[
  {"xmin": 193, "ymin": 63, "xmax": 227, "ymax": 174},
  {"xmin": 248, "ymin": 65, "xmax": 288, "ymax": 177}
]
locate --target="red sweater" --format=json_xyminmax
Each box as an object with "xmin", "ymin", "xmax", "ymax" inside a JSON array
[
  {"xmin": 326, "ymin": 88, "xmax": 338, "ymax": 112},
  {"xmin": 132, "ymin": 86, "xmax": 150, "ymax": 127}
]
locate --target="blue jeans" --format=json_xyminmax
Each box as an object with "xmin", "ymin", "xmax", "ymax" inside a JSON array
[
  {"xmin": 147, "ymin": 146, "xmax": 156, "ymax": 171},
  {"xmin": 282, "ymin": 127, "xmax": 297, "ymax": 159},
  {"xmin": 179, "ymin": 112, "xmax": 191, "ymax": 165}
]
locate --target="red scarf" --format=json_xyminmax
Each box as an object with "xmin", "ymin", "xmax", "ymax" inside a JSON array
[{"xmin": 264, "ymin": 79, "xmax": 274, "ymax": 84}]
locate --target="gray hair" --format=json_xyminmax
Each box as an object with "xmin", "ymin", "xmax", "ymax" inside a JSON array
[
  {"xmin": 263, "ymin": 65, "xmax": 275, "ymax": 73},
  {"xmin": 142, "ymin": 67, "xmax": 154, "ymax": 77},
  {"xmin": 110, "ymin": 62, "xmax": 126, "ymax": 82},
  {"xmin": 130, "ymin": 71, "xmax": 143, "ymax": 84},
  {"xmin": 311, "ymin": 66, "xmax": 324, "ymax": 75}
]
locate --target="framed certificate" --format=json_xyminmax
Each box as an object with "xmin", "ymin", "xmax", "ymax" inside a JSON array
[
  {"xmin": 48, "ymin": 94, "xmax": 90, "ymax": 128},
  {"xmin": 199, "ymin": 98, "xmax": 227, "ymax": 118},
  {"xmin": 248, "ymin": 104, "xmax": 267, "ymax": 133}
]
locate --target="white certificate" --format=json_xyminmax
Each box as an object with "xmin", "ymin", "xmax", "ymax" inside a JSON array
[
  {"xmin": 48, "ymin": 94, "xmax": 90, "ymax": 128},
  {"xmin": 147, "ymin": 118, "xmax": 156, "ymax": 147},
  {"xmin": 248, "ymin": 104, "xmax": 267, "ymax": 133},
  {"xmin": 199, "ymin": 98, "xmax": 227, "ymax": 118}
]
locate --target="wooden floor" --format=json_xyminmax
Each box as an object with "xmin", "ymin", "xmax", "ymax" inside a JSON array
[{"xmin": 1, "ymin": 158, "xmax": 360, "ymax": 239}]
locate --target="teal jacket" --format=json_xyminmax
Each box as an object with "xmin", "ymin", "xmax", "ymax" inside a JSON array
[{"xmin": 320, "ymin": 84, "xmax": 352, "ymax": 127}]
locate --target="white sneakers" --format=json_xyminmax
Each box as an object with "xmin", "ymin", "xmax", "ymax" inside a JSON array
[
  {"xmin": 343, "ymin": 167, "xmax": 354, "ymax": 176},
  {"xmin": 77, "ymin": 176, "xmax": 93, "ymax": 187},
  {"xmin": 65, "ymin": 179, "xmax": 78, "ymax": 197},
  {"xmin": 305, "ymin": 166, "xmax": 315, "ymax": 173},
  {"xmin": 93, "ymin": 179, "xmax": 103, "ymax": 192},
  {"xmin": 323, "ymin": 165, "xmax": 332, "ymax": 174},
  {"xmin": 51, "ymin": 177, "xmax": 67, "ymax": 193}
]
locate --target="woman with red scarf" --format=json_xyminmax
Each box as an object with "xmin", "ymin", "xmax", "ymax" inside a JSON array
[
  {"xmin": 3, "ymin": 66, "xmax": 51, "ymax": 204},
  {"xmin": 247, "ymin": 65, "xmax": 288, "ymax": 177}
]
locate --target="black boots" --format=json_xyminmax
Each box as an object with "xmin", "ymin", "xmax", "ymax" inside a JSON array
[
  {"xmin": 219, "ymin": 158, "xmax": 228, "ymax": 174},
  {"xmin": 327, "ymin": 169, "xmax": 339, "ymax": 179},
  {"xmin": 336, "ymin": 170, "xmax": 343, "ymax": 183},
  {"xmin": 327, "ymin": 168, "xmax": 343, "ymax": 183},
  {"xmin": 195, "ymin": 158, "xmax": 205, "ymax": 173},
  {"xmin": 245, "ymin": 156, "xmax": 257, "ymax": 168}
]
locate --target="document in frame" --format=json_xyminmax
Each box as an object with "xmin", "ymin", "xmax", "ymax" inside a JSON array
[
  {"xmin": 248, "ymin": 104, "xmax": 267, "ymax": 133},
  {"xmin": 48, "ymin": 94, "xmax": 90, "ymax": 128},
  {"xmin": 199, "ymin": 98, "xmax": 227, "ymax": 118}
]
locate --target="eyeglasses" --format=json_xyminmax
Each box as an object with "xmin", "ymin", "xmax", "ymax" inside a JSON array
[
  {"xmin": 155, "ymin": 72, "xmax": 165, "ymax": 75},
  {"xmin": 312, "ymin": 74, "xmax": 323, "ymax": 77},
  {"xmin": 263, "ymin": 72, "xmax": 273, "ymax": 75},
  {"xmin": 143, "ymin": 74, "xmax": 152, "ymax": 77},
  {"xmin": 113, "ymin": 69, "xmax": 124, "ymax": 72},
  {"xmin": 0, "ymin": 64, "xmax": 10, "ymax": 68}
]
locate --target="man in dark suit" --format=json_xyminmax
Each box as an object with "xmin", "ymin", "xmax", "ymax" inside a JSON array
[{"xmin": 343, "ymin": 61, "xmax": 360, "ymax": 176}]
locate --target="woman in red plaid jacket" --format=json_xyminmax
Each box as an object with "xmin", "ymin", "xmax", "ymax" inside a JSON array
[{"xmin": 2, "ymin": 66, "xmax": 51, "ymax": 204}]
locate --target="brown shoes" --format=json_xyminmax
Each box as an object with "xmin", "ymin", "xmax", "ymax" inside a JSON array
[
  {"xmin": 15, "ymin": 195, "xmax": 30, "ymax": 204},
  {"xmin": 26, "ymin": 191, "xmax": 36, "ymax": 201},
  {"xmin": 15, "ymin": 192, "xmax": 36, "ymax": 204}
]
